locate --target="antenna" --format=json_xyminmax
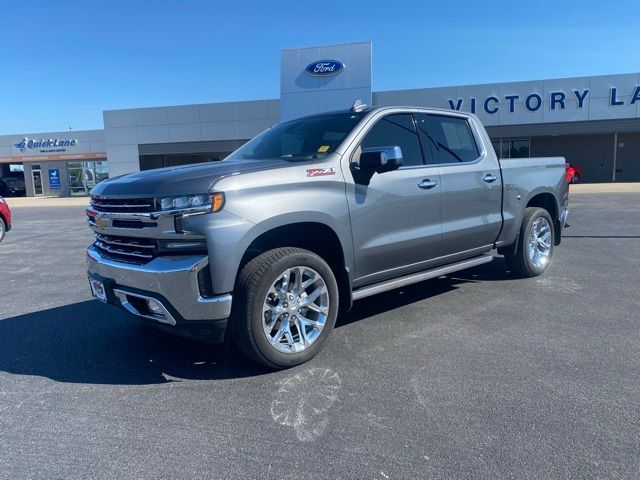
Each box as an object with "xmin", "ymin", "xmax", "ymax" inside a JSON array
[{"xmin": 351, "ymin": 99, "xmax": 368, "ymax": 112}]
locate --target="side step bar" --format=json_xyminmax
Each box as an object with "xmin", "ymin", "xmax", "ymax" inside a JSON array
[{"xmin": 352, "ymin": 255, "xmax": 493, "ymax": 301}]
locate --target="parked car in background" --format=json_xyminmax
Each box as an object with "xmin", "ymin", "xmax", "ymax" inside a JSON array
[
  {"xmin": 566, "ymin": 163, "xmax": 583, "ymax": 183},
  {"xmin": 0, "ymin": 197, "xmax": 12, "ymax": 243},
  {"xmin": 86, "ymin": 105, "xmax": 569, "ymax": 368}
]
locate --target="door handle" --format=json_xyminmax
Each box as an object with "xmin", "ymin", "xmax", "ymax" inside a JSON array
[
  {"xmin": 482, "ymin": 174, "xmax": 498, "ymax": 183},
  {"xmin": 418, "ymin": 179, "xmax": 438, "ymax": 190}
]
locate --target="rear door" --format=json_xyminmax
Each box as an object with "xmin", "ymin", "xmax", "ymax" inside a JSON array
[
  {"xmin": 417, "ymin": 113, "xmax": 502, "ymax": 259},
  {"xmin": 345, "ymin": 112, "xmax": 443, "ymax": 287}
]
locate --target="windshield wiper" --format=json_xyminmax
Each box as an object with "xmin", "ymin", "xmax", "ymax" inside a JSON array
[{"xmin": 280, "ymin": 153, "xmax": 319, "ymax": 160}]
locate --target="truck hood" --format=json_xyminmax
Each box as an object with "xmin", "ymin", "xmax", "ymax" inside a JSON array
[{"xmin": 91, "ymin": 159, "xmax": 292, "ymax": 198}]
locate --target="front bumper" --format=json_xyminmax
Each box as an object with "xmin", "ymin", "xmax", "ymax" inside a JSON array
[{"xmin": 86, "ymin": 245, "xmax": 232, "ymax": 340}]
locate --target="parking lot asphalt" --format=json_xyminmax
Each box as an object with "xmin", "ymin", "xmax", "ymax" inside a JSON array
[{"xmin": 1, "ymin": 193, "xmax": 639, "ymax": 480}]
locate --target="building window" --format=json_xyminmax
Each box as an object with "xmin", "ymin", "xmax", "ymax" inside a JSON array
[
  {"xmin": 492, "ymin": 139, "xmax": 530, "ymax": 159},
  {"xmin": 510, "ymin": 140, "xmax": 530, "ymax": 158},
  {"xmin": 139, "ymin": 152, "xmax": 231, "ymax": 171},
  {"xmin": 68, "ymin": 160, "xmax": 109, "ymax": 196}
]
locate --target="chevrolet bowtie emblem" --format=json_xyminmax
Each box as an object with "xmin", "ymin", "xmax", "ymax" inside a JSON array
[{"xmin": 94, "ymin": 216, "xmax": 108, "ymax": 229}]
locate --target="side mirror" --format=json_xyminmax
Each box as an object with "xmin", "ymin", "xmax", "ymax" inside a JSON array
[{"xmin": 358, "ymin": 146, "xmax": 404, "ymax": 173}]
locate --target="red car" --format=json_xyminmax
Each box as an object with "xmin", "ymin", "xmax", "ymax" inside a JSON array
[
  {"xmin": 0, "ymin": 196, "xmax": 11, "ymax": 243},
  {"xmin": 565, "ymin": 163, "xmax": 583, "ymax": 183}
]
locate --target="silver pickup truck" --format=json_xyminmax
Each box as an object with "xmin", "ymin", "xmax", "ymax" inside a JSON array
[{"xmin": 86, "ymin": 104, "xmax": 569, "ymax": 368}]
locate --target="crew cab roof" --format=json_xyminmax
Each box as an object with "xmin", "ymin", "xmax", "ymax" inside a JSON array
[{"xmin": 289, "ymin": 105, "xmax": 475, "ymax": 122}]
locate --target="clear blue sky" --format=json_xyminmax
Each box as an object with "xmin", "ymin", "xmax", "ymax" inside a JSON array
[{"xmin": 1, "ymin": 0, "xmax": 639, "ymax": 134}]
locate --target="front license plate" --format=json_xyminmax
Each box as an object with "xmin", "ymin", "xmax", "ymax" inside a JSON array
[{"xmin": 89, "ymin": 278, "xmax": 108, "ymax": 303}]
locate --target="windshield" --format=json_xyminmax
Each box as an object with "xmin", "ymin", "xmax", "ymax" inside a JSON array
[{"xmin": 227, "ymin": 112, "xmax": 366, "ymax": 161}]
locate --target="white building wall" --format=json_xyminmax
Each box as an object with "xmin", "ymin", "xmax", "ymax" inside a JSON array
[
  {"xmin": 280, "ymin": 42, "xmax": 372, "ymax": 121},
  {"xmin": 103, "ymin": 100, "xmax": 280, "ymax": 177},
  {"xmin": 374, "ymin": 73, "xmax": 640, "ymax": 126}
]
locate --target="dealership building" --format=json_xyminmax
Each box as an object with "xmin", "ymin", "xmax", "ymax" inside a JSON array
[{"xmin": 1, "ymin": 41, "xmax": 639, "ymax": 197}]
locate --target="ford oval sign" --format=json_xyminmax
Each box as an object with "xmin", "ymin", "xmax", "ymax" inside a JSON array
[{"xmin": 305, "ymin": 60, "xmax": 345, "ymax": 77}]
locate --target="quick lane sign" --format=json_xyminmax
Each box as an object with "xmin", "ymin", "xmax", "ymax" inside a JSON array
[
  {"xmin": 448, "ymin": 86, "xmax": 640, "ymax": 115},
  {"xmin": 13, "ymin": 137, "xmax": 79, "ymax": 154}
]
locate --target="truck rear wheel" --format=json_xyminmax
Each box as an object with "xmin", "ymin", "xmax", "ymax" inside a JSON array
[
  {"xmin": 231, "ymin": 247, "xmax": 339, "ymax": 369},
  {"xmin": 505, "ymin": 207, "xmax": 554, "ymax": 277}
]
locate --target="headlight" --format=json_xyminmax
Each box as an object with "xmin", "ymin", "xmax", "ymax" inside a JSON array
[
  {"xmin": 159, "ymin": 194, "xmax": 212, "ymax": 211},
  {"xmin": 158, "ymin": 193, "xmax": 225, "ymax": 213}
]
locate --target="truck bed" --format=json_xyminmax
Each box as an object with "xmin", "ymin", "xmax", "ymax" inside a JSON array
[{"xmin": 497, "ymin": 156, "xmax": 569, "ymax": 247}]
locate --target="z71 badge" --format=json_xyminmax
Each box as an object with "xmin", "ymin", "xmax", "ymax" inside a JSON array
[{"xmin": 307, "ymin": 168, "xmax": 335, "ymax": 177}]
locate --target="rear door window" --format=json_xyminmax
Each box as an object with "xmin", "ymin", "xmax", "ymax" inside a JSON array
[{"xmin": 417, "ymin": 114, "xmax": 480, "ymax": 164}]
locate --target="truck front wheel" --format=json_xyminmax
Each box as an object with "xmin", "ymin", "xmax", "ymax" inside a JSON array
[
  {"xmin": 231, "ymin": 247, "xmax": 339, "ymax": 369},
  {"xmin": 505, "ymin": 207, "xmax": 554, "ymax": 277}
]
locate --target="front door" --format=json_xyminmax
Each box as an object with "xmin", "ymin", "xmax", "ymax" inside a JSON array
[
  {"xmin": 417, "ymin": 113, "xmax": 502, "ymax": 259},
  {"xmin": 345, "ymin": 113, "xmax": 443, "ymax": 287},
  {"xmin": 31, "ymin": 165, "xmax": 43, "ymax": 196}
]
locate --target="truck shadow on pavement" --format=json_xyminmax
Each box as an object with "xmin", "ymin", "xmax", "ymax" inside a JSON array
[
  {"xmin": 0, "ymin": 301, "xmax": 269, "ymax": 385},
  {"xmin": 337, "ymin": 258, "xmax": 513, "ymax": 328},
  {"xmin": 0, "ymin": 260, "xmax": 512, "ymax": 385}
]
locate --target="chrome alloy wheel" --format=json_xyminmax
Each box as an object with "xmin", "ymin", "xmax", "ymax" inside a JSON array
[
  {"xmin": 527, "ymin": 217, "xmax": 552, "ymax": 269},
  {"xmin": 262, "ymin": 266, "xmax": 329, "ymax": 354}
]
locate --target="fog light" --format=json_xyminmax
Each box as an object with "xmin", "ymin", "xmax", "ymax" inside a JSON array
[{"xmin": 147, "ymin": 299, "xmax": 165, "ymax": 317}]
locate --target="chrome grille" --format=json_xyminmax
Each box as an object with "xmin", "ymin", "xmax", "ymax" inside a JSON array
[
  {"xmin": 94, "ymin": 233, "xmax": 158, "ymax": 264},
  {"xmin": 90, "ymin": 196, "xmax": 156, "ymax": 213}
]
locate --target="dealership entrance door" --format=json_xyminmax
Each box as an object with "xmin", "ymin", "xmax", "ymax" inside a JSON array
[
  {"xmin": 31, "ymin": 164, "xmax": 44, "ymax": 196},
  {"xmin": 615, "ymin": 133, "xmax": 640, "ymax": 182}
]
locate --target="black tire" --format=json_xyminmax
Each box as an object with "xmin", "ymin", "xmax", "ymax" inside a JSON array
[
  {"xmin": 231, "ymin": 247, "xmax": 339, "ymax": 369},
  {"xmin": 571, "ymin": 173, "xmax": 580, "ymax": 184},
  {"xmin": 505, "ymin": 207, "xmax": 554, "ymax": 277},
  {"xmin": 0, "ymin": 217, "xmax": 5, "ymax": 243}
]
